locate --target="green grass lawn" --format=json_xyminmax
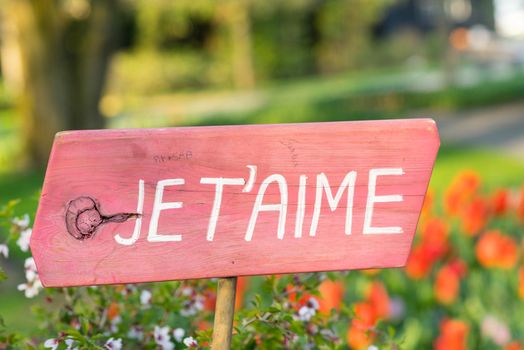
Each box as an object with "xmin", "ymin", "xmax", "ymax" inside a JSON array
[
  {"xmin": 107, "ymin": 66, "xmax": 524, "ymax": 129},
  {"xmin": 0, "ymin": 289, "xmax": 41, "ymax": 333},
  {"xmin": 431, "ymin": 146, "xmax": 524, "ymax": 193}
]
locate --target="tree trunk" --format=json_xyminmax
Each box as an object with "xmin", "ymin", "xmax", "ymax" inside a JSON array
[
  {"xmin": 2, "ymin": 0, "xmax": 119, "ymax": 168},
  {"xmin": 228, "ymin": 0, "xmax": 255, "ymax": 90}
]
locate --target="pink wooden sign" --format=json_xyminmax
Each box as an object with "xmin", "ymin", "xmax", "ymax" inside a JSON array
[{"xmin": 31, "ymin": 119, "xmax": 439, "ymax": 287}]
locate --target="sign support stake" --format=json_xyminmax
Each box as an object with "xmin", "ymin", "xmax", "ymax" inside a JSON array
[{"xmin": 211, "ymin": 276, "xmax": 238, "ymax": 350}]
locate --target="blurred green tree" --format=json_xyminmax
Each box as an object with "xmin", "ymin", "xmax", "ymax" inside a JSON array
[
  {"xmin": 1, "ymin": 0, "xmax": 124, "ymax": 167},
  {"xmin": 0, "ymin": 0, "xmax": 394, "ymax": 167},
  {"xmin": 315, "ymin": 0, "xmax": 389, "ymax": 74},
  {"xmin": 110, "ymin": 0, "xmax": 389, "ymax": 95},
  {"xmin": 133, "ymin": 0, "xmax": 255, "ymax": 90}
]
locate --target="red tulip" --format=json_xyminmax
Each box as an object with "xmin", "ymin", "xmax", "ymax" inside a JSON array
[
  {"xmin": 420, "ymin": 218, "xmax": 450, "ymax": 260},
  {"xmin": 491, "ymin": 189, "xmax": 509, "ymax": 215},
  {"xmin": 406, "ymin": 245, "xmax": 434, "ymax": 279},
  {"xmin": 434, "ymin": 319, "xmax": 469, "ymax": 350},
  {"xmin": 518, "ymin": 186, "xmax": 524, "ymax": 220}
]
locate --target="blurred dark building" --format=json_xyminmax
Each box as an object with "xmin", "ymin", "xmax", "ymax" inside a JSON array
[{"xmin": 375, "ymin": 0, "xmax": 495, "ymax": 37}]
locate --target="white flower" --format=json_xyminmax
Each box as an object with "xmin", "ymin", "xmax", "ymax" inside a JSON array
[
  {"xmin": 307, "ymin": 297, "xmax": 319, "ymax": 310},
  {"xmin": 12, "ymin": 214, "xmax": 30, "ymax": 228},
  {"xmin": 173, "ymin": 327, "xmax": 185, "ymax": 342},
  {"xmin": 180, "ymin": 295, "xmax": 205, "ymax": 316},
  {"xmin": 180, "ymin": 308, "xmax": 193, "ymax": 317},
  {"xmin": 19, "ymin": 257, "xmax": 42, "ymax": 298},
  {"xmin": 368, "ymin": 346, "xmax": 379, "ymax": 350},
  {"xmin": 44, "ymin": 338, "xmax": 59, "ymax": 350},
  {"xmin": 154, "ymin": 325, "xmax": 171, "ymax": 343},
  {"xmin": 127, "ymin": 325, "xmax": 144, "ymax": 341},
  {"xmin": 161, "ymin": 341, "xmax": 175, "ymax": 350},
  {"xmin": 181, "ymin": 287, "xmax": 193, "ymax": 296},
  {"xmin": 297, "ymin": 298, "xmax": 319, "ymax": 321},
  {"xmin": 183, "ymin": 336, "xmax": 198, "ymax": 347},
  {"xmin": 154, "ymin": 325, "xmax": 174, "ymax": 350},
  {"xmin": 140, "ymin": 289, "xmax": 152, "ymax": 305},
  {"xmin": 0, "ymin": 244, "xmax": 8, "ymax": 258},
  {"xmin": 320, "ymin": 329, "xmax": 338, "ymax": 342},
  {"xmin": 298, "ymin": 305, "xmax": 315, "ymax": 321},
  {"xmin": 104, "ymin": 337, "xmax": 122, "ymax": 350},
  {"xmin": 17, "ymin": 228, "xmax": 32, "ymax": 252},
  {"xmin": 65, "ymin": 337, "xmax": 79, "ymax": 350},
  {"xmin": 194, "ymin": 295, "xmax": 204, "ymax": 310},
  {"xmin": 24, "ymin": 257, "xmax": 38, "ymax": 282},
  {"xmin": 18, "ymin": 278, "xmax": 43, "ymax": 298},
  {"xmin": 120, "ymin": 284, "xmax": 136, "ymax": 296}
]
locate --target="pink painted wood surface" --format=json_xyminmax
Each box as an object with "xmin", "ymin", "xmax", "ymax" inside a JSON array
[{"xmin": 31, "ymin": 119, "xmax": 439, "ymax": 287}]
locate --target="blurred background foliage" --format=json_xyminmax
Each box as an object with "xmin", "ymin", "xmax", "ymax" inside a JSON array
[{"xmin": 1, "ymin": 0, "xmax": 520, "ymax": 169}]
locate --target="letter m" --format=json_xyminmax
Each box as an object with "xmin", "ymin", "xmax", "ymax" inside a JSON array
[{"xmin": 309, "ymin": 171, "xmax": 356, "ymax": 236}]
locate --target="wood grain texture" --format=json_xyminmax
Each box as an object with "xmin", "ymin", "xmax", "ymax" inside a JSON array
[{"xmin": 31, "ymin": 119, "xmax": 440, "ymax": 287}]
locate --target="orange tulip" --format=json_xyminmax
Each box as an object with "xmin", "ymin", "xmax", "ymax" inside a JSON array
[
  {"xmin": 348, "ymin": 302, "xmax": 376, "ymax": 349},
  {"xmin": 347, "ymin": 282, "xmax": 390, "ymax": 349},
  {"xmin": 352, "ymin": 302, "xmax": 376, "ymax": 330},
  {"xmin": 434, "ymin": 265, "xmax": 460, "ymax": 305},
  {"xmin": 347, "ymin": 324, "xmax": 373, "ymax": 350},
  {"xmin": 366, "ymin": 281, "xmax": 390, "ymax": 319},
  {"xmin": 499, "ymin": 240, "xmax": 518, "ymax": 269},
  {"xmin": 460, "ymin": 197, "xmax": 488, "ymax": 236},
  {"xmin": 476, "ymin": 230, "xmax": 518, "ymax": 269},
  {"xmin": 235, "ymin": 276, "xmax": 249, "ymax": 309},
  {"xmin": 445, "ymin": 171, "xmax": 480, "ymax": 215},
  {"xmin": 318, "ymin": 280, "xmax": 344, "ymax": 314},
  {"xmin": 434, "ymin": 319, "xmax": 469, "ymax": 350},
  {"xmin": 506, "ymin": 342, "xmax": 523, "ymax": 350}
]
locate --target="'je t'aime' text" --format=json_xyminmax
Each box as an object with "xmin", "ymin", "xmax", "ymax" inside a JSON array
[{"xmin": 114, "ymin": 166, "xmax": 405, "ymax": 246}]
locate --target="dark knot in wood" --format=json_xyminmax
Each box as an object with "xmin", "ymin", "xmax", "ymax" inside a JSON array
[{"xmin": 65, "ymin": 196, "xmax": 139, "ymax": 240}]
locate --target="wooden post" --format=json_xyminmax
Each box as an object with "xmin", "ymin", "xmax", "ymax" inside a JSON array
[{"xmin": 212, "ymin": 277, "xmax": 238, "ymax": 350}]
